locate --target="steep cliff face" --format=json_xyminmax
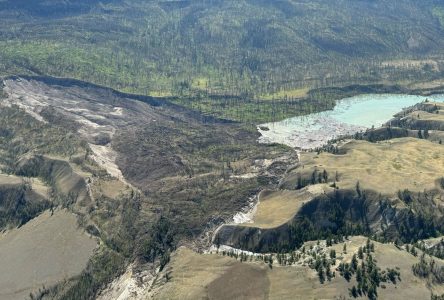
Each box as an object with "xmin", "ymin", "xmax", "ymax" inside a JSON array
[{"xmin": 215, "ymin": 187, "xmax": 444, "ymax": 253}]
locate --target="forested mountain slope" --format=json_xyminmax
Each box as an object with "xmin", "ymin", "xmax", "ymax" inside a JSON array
[{"xmin": 1, "ymin": 0, "xmax": 444, "ymax": 97}]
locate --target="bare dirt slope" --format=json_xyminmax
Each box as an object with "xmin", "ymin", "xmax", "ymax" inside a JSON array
[
  {"xmin": 2, "ymin": 76, "xmax": 150, "ymax": 181},
  {"xmin": 0, "ymin": 209, "xmax": 97, "ymax": 300}
]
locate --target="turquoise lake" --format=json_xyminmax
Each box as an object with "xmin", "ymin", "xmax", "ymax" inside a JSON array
[{"xmin": 258, "ymin": 94, "xmax": 444, "ymax": 149}]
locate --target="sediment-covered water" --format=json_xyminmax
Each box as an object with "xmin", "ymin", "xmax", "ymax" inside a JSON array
[{"xmin": 258, "ymin": 94, "xmax": 444, "ymax": 149}]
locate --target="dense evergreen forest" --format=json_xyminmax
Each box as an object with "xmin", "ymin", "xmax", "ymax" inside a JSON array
[
  {"xmin": 2, "ymin": 2, "xmax": 444, "ymax": 299},
  {"xmin": 1, "ymin": 0, "xmax": 444, "ymax": 101}
]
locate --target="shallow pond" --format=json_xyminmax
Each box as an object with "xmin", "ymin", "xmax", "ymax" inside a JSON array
[{"xmin": 258, "ymin": 94, "xmax": 444, "ymax": 149}]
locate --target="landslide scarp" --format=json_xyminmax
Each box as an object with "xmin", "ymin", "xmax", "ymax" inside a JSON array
[{"xmin": 0, "ymin": 76, "xmax": 295, "ymax": 299}]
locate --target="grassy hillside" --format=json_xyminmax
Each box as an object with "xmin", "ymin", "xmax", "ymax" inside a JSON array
[
  {"xmin": 291, "ymin": 138, "xmax": 443, "ymax": 194},
  {"xmin": 0, "ymin": 70, "xmax": 443, "ymax": 300},
  {"xmin": 153, "ymin": 237, "xmax": 442, "ymax": 299},
  {"xmin": 0, "ymin": 210, "xmax": 97, "ymax": 300},
  {"xmin": 3, "ymin": 2, "xmax": 444, "ymax": 298},
  {"xmin": 243, "ymin": 189, "xmax": 315, "ymax": 229}
]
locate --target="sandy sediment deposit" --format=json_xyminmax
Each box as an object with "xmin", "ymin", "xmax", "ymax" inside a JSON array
[{"xmin": 259, "ymin": 114, "xmax": 364, "ymax": 149}]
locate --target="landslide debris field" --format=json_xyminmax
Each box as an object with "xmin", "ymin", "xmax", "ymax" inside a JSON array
[
  {"xmin": 3, "ymin": 1, "xmax": 444, "ymax": 298},
  {"xmin": 0, "ymin": 76, "xmax": 293, "ymax": 299},
  {"xmin": 215, "ymin": 98, "xmax": 444, "ymax": 249},
  {"xmin": 4, "ymin": 1, "xmax": 444, "ymax": 125}
]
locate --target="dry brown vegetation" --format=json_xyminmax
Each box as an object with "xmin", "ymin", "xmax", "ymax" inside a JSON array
[
  {"xmin": 2, "ymin": 74, "xmax": 444, "ymax": 299},
  {"xmin": 245, "ymin": 186, "xmax": 329, "ymax": 229},
  {"xmin": 227, "ymin": 136, "xmax": 444, "ymax": 246},
  {"xmin": 381, "ymin": 59, "xmax": 441, "ymax": 72},
  {"xmin": 287, "ymin": 138, "xmax": 444, "ymax": 195},
  {"xmin": 154, "ymin": 236, "xmax": 443, "ymax": 300},
  {"xmin": 0, "ymin": 210, "xmax": 98, "ymax": 299},
  {"xmin": 214, "ymin": 94, "xmax": 444, "ymax": 260}
]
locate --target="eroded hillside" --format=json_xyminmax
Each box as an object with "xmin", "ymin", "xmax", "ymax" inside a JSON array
[{"xmin": 0, "ymin": 76, "xmax": 295, "ymax": 299}]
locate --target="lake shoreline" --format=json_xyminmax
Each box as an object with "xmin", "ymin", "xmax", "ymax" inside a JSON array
[{"xmin": 258, "ymin": 93, "xmax": 444, "ymax": 149}]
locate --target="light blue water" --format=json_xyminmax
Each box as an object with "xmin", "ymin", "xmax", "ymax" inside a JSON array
[
  {"xmin": 332, "ymin": 94, "xmax": 443, "ymax": 127},
  {"xmin": 258, "ymin": 93, "xmax": 444, "ymax": 149}
]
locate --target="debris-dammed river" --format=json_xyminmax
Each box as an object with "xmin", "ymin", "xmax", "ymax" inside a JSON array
[{"xmin": 258, "ymin": 94, "xmax": 444, "ymax": 149}]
